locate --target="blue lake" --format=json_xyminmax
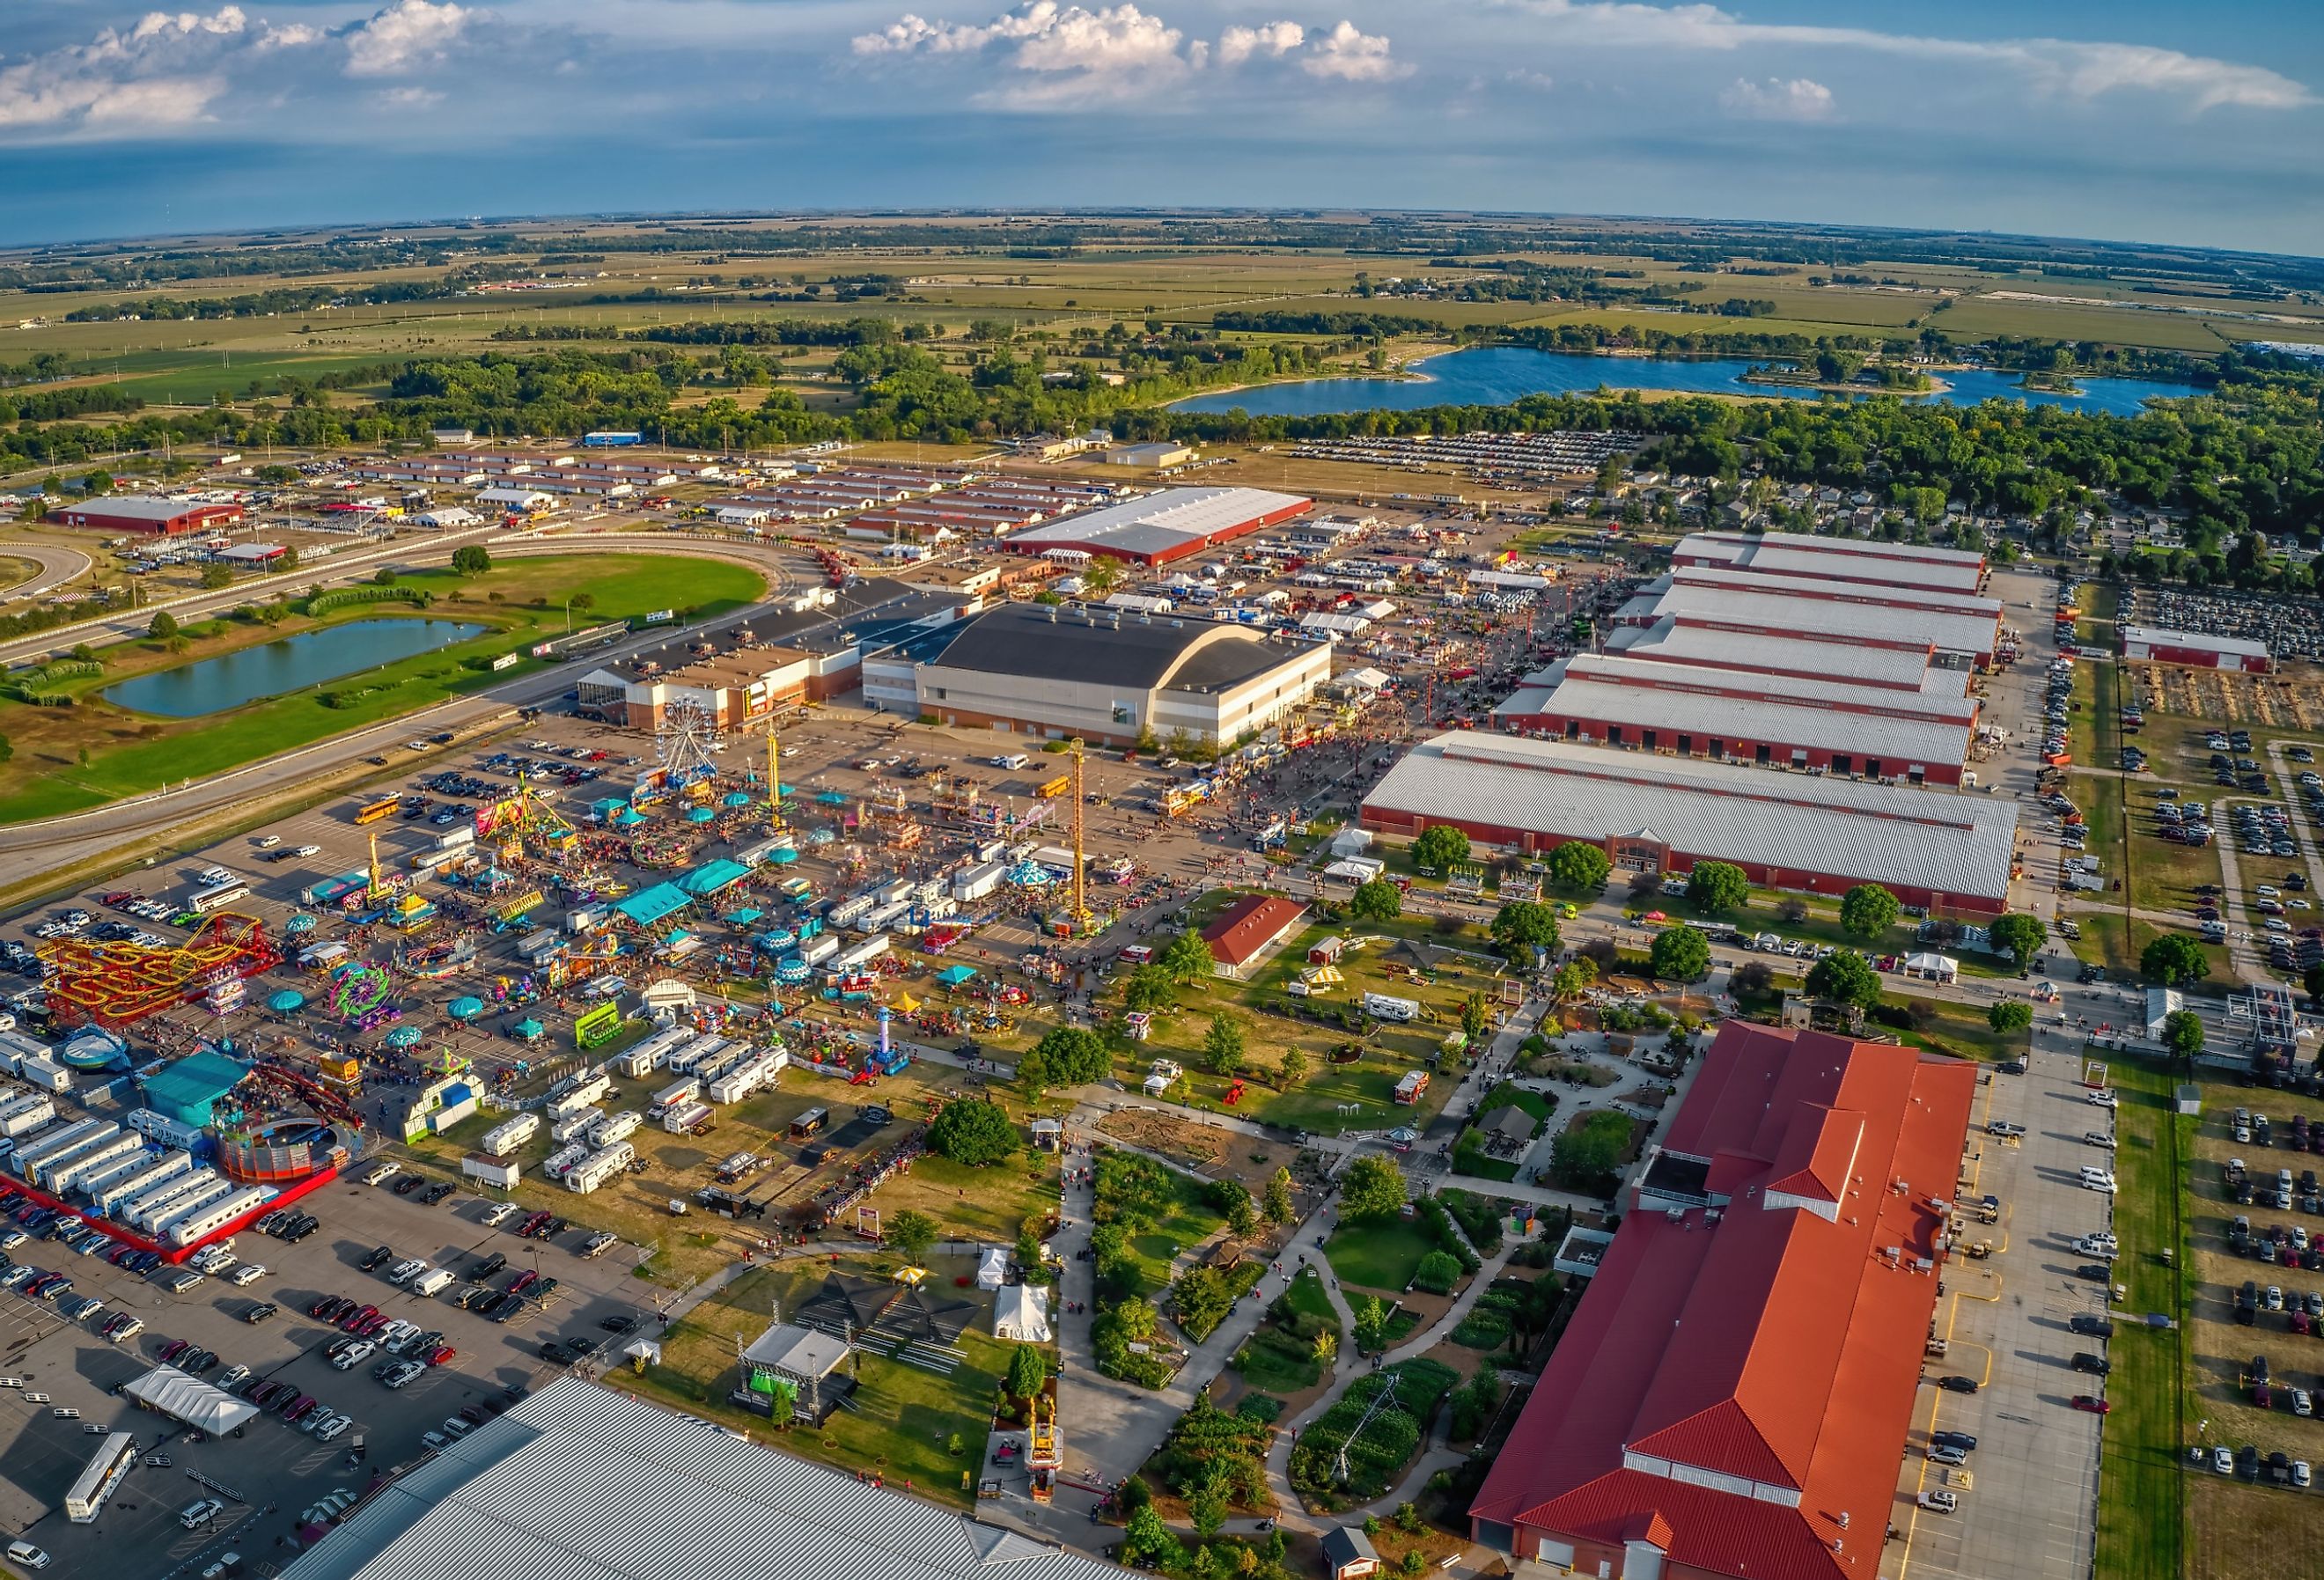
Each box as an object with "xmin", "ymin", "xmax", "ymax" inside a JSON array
[
  {"xmin": 1169, "ymin": 345, "xmax": 2203, "ymax": 418},
  {"xmin": 104, "ymin": 618, "xmax": 488, "ymax": 717}
]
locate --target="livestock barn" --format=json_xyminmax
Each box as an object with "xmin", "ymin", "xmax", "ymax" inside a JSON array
[
  {"xmin": 1361, "ymin": 732, "xmax": 2019, "ymax": 915},
  {"xmin": 2119, "ymin": 624, "xmax": 2272, "ymax": 674},
  {"xmin": 1002, "ymin": 487, "xmax": 1311, "ymax": 567},
  {"xmin": 54, "ymin": 496, "xmax": 244, "ymax": 537}
]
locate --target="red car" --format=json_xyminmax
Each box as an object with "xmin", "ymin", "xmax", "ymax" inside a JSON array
[
  {"xmin": 426, "ymin": 1345, "xmax": 456, "ymax": 1366},
  {"xmin": 2070, "ymin": 1395, "xmax": 2111, "ymax": 1415},
  {"xmin": 342, "ymin": 1304, "xmax": 379, "ymax": 1331}
]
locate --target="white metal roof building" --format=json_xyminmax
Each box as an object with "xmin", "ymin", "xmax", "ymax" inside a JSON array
[
  {"xmin": 1506, "ymin": 652, "xmax": 1981, "ymax": 785},
  {"xmin": 1626, "ymin": 572, "xmax": 2001, "ymax": 663},
  {"xmin": 1606, "ymin": 616, "xmax": 1964, "ymax": 696},
  {"xmin": 279, "ymin": 1377, "xmax": 1124, "ymax": 1580},
  {"xmin": 1671, "ymin": 530, "xmax": 1988, "ymax": 594},
  {"xmin": 1002, "ymin": 487, "xmax": 1310, "ymax": 565},
  {"xmin": 1362, "ymin": 733, "xmax": 2018, "ymax": 914}
]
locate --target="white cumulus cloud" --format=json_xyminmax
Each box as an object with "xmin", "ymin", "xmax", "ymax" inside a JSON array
[
  {"xmin": 343, "ymin": 0, "xmax": 472, "ymax": 78},
  {"xmin": 853, "ymin": 5, "xmax": 1403, "ymax": 99},
  {"xmin": 1510, "ymin": 0, "xmax": 2312, "ymax": 113},
  {"xmin": 1301, "ymin": 19, "xmax": 1405, "ymax": 81},
  {"xmin": 1217, "ymin": 21, "xmax": 1305, "ymax": 67},
  {"xmin": 0, "ymin": 5, "xmax": 323, "ymax": 136},
  {"xmin": 1719, "ymin": 74, "xmax": 1832, "ymax": 121}
]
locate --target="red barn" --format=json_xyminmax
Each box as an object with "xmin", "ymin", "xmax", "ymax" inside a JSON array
[{"xmin": 55, "ymin": 496, "xmax": 244, "ymax": 537}]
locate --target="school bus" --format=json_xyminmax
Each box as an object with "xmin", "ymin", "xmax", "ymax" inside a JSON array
[
  {"xmin": 354, "ymin": 795, "xmax": 401, "ymax": 826},
  {"xmin": 1035, "ymin": 775, "xmax": 1070, "ymax": 799}
]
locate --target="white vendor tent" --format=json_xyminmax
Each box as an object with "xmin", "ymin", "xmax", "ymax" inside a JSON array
[
  {"xmin": 976, "ymin": 1246, "xmax": 1008, "ymax": 1290},
  {"xmin": 124, "ymin": 1365, "xmax": 258, "ymax": 1435},
  {"xmin": 1900, "ymin": 952, "xmax": 1960, "ymax": 984},
  {"xmin": 993, "ymin": 1283, "xmax": 1051, "ymax": 1342}
]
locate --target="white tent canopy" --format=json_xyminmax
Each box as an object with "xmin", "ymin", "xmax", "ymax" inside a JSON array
[
  {"xmin": 976, "ymin": 1246, "xmax": 1007, "ymax": 1290},
  {"xmin": 124, "ymin": 1364, "xmax": 258, "ymax": 1436},
  {"xmin": 1900, "ymin": 952, "xmax": 1959, "ymax": 982},
  {"xmin": 993, "ymin": 1283, "xmax": 1051, "ymax": 1342}
]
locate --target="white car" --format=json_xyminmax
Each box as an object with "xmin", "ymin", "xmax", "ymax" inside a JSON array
[
  {"xmin": 333, "ymin": 1341, "xmax": 377, "ymax": 1371},
  {"xmin": 314, "ymin": 1414, "xmax": 351, "ymax": 1442},
  {"xmin": 1916, "ymin": 1489, "xmax": 1958, "ymax": 1513},
  {"xmin": 2213, "ymin": 1445, "xmax": 2234, "ymax": 1474},
  {"xmin": 2086, "ymin": 1089, "xmax": 2117, "ymax": 1107},
  {"xmin": 179, "ymin": 1497, "xmax": 224, "ymax": 1529},
  {"xmin": 2082, "ymin": 1172, "xmax": 2118, "ymax": 1194},
  {"xmin": 217, "ymin": 1365, "xmax": 251, "ymax": 1390},
  {"xmin": 229, "ymin": 1263, "xmax": 267, "ymax": 1287},
  {"xmin": 481, "ymin": 1202, "xmax": 518, "ymax": 1227},
  {"xmin": 254, "ymin": 835, "xmax": 281, "ymax": 849},
  {"xmin": 4, "ymin": 1540, "xmax": 48, "ymax": 1570}
]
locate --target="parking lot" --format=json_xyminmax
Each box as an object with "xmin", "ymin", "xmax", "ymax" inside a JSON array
[
  {"xmin": 1888, "ymin": 1002, "xmax": 2108, "ymax": 1579},
  {"xmin": 0, "ymin": 1170, "xmax": 663, "ymax": 1576}
]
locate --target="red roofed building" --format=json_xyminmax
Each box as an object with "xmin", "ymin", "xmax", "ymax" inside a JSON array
[
  {"xmin": 1470, "ymin": 1023, "xmax": 1977, "ymax": 1580},
  {"xmin": 1200, "ymin": 894, "xmax": 1307, "ymax": 979}
]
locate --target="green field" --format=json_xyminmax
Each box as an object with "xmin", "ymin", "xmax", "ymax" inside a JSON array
[
  {"xmin": 1323, "ymin": 1217, "xmax": 1438, "ymax": 1295},
  {"xmin": 2093, "ymin": 1055, "xmax": 2191, "ymax": 1580},
  {"xmin": 0, "ymin": 553, "xmax": 763, "ymax": 820},
  {"xmin": 614, "ymin": 1259, "xmax": 1014, "ymax": 1510}
]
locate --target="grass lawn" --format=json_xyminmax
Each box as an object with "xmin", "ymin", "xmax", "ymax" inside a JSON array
[
  {"xmin": 1116, "ymin": 1169, "xmax": 1231, "ymax": 1293},
  {"xmin": 2093, "ymin": 1054, "xmax": 2191, "ymax": 1580},
  {"xmin": 0, "ymin": 553, "xmax": 763, "ymax": 819},
  {"xmin": 868, "ymin": 1152, "xmax": 1061, "ymax": 1246},
  {"xmin": 1890, "ymin": 992, "xmax": 2026, "ymax": 1063},
  {"xmin": 1325, "ymin": 1216, "xmax": 1438, "ymax": 1295},
  {"xmin": 614, "ymin": 1261, "xmax": 1011, "ymax": 1509}
]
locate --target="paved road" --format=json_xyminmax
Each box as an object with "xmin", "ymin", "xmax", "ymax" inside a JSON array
[
  {"xmin": 1888, "ymin": 1008, "xmax": 2107, "ymax": 1580},
  {"xmin": 0, "ymin": 531, "xmax": 814, "ymax": 892},
  {"xmin": 0, "ymin": 540, "xmax": 92, "ymax": 602}
]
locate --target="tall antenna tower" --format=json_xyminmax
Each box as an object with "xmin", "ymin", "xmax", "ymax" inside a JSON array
[{"xmin": 1069, "ymin": 737, "xmax": 1086, "ymax": 932}]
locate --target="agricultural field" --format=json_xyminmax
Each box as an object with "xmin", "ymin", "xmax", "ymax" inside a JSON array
[{"xmin": 11, "ymin": 214, "xmax": 2324, "ymax": 432}]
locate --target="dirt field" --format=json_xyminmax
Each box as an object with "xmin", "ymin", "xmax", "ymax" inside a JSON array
[{"xmin": 1094, "ymin": 1108, "xmax": 1302, "ymax": 1191}]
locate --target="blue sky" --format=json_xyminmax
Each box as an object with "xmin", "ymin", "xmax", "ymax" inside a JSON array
[{"xmin": 3, "ymin": 1, "xmax": 2320, "ymax": 254}]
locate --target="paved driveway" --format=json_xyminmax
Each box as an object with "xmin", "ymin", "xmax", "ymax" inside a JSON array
[{"xmin": 1887, "ymin": 1017, "xmax": 2106, "ymax": 1580}]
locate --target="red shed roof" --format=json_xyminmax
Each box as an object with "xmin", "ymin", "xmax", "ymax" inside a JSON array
[
  {"xmin": 1471, "ymin": 1024, "xmax": 1976, "ymax": 1580},
  {"xmin": 1201, "ymin": 894, "xmax": 1306, "ymax": 968}
]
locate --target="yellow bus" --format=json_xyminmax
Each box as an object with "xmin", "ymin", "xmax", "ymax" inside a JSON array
[
  {"xmin": 1035, "ymin": 775, "xmax": 1070, "ymax": 799},
  {"xmin": 354, "ymin": 795, "xmax": 401, "ymax": 825}
]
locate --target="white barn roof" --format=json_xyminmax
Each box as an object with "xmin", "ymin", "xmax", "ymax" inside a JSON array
[
  {"xmin": 1364, "ymin": 734, "xmax": 2017, "ymax": 904},
  {"xmin": 279, "ymin": 1377, "xmax": 1122, "ymax": 1580}
]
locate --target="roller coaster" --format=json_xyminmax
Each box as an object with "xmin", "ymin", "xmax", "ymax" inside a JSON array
[{"xmin": 39, "ymin": 913, "xmax": 282, "ymax": 1028}]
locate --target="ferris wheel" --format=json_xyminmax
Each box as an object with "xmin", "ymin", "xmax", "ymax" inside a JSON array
[{"xmin": 656, "ymin": 700, "xmax": 724, "ymax": 787}]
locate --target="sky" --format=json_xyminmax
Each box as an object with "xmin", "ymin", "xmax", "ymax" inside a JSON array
[{"xmin": 2, "ymin": 1, "xmax": 2320, "ymax": 254}]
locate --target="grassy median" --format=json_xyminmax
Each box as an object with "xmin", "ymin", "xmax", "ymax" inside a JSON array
[{"xmin": 2093, "ymin": 1052, "xmax": 2191, "ymax": 1580}]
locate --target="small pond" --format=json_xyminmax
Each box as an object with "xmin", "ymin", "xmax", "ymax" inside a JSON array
[{"xmin": 103, "ymin": 618, "xmax": 488, "ymax": 718}]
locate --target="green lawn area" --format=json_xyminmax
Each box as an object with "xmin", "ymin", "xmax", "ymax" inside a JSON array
[
  {"xmin": 612, "ymin": 1260, "xmax": 1014, "ymax": 1510},
  {"xmin": 864, "ymin": 1152, "xmax": 1061, "ymax": 1246},
  {"xmin": 1325, "ymin": 1216, "xmax": 1438, "ymax": 1295},
  {"xmin": 1117, "ymin": 1169, "xmax": 1230, "ymax": 1293},
  {"xmin": 0, "ymin": 554, "xmax": 763, "ymax": 819},
  {"xmin": 1889, "ymin": 992, "xmax": 2026, "ymax": 1063},
  {"xmin": 2093, "ymin": 1054, "xmax": 2191, "ymax": 1580},
  {"xmin": 2075, "ymin": 581, "xmax": 2120, "ymax": 649},
  {"xmin": 1230, "ymin": 1266, "xmax": 1342, "ymax": 1394}
]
